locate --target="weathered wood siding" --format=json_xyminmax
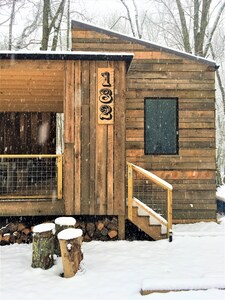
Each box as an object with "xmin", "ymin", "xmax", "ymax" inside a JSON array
[
  {"xmin": 64, "ymin": 60, "xmax": 126, "ymax": 216},
  {"xmin": 0, "ymin": 59, "xmax": 64, "ymax": 216},
  {"xmin": 72, "ymin": 23, "xmax": 216, "ymax": 221},
  {"xmin": 0, "ymin": 60, "xmax": 64, "ymax": 112}
]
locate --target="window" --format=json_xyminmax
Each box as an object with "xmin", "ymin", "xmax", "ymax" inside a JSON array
[{"xmin": 144, "ymin": 98, "xmax": 178, "ymax": 155}]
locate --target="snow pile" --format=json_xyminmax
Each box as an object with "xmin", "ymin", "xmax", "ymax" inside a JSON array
[
  {"xmin": 142, "ymin": 277, "xmax": 225, "ymax": 291},
  {"xmin": 173, "ymin": 220, "xmax": 225, "ymax": 237},
  {"xmin": 0, "ymin": 218, "xmax": 224, "ymax": 300},
  {"xmin": 217, "ymin": 184, "xmax": 225, "ymax": 202}
]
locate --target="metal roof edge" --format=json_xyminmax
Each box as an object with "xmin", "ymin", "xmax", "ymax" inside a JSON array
[{"xmin": 0, "ymin": 50, "xmax": 133, "ymax": 71}]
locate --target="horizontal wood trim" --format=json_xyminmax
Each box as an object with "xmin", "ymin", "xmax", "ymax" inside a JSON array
[
  {"xmin": 72, "ymin": 42, "xmax": 147, "ymax": 51},
  {"xmin": 126, "ymin": 149, "xmax": 216, "ymax": 157},
  {"xmin": 147, "ymin": 170, "xmax": 215, "ymax": 180},
  {"xmin": 129, "ymin": 61, "xmax": 214, "ymax": 72},
  {"xmin": 0, "ymin": 102, "xmax": 63, "ymax": 112},
  {"xmin": 0, "ymin": 60, "xmax": 64, "ymax": 70},
  {"xmin": 72, "ymin": 30, "xmax": 118, "ymax": 39},
  {"xmin": 126, "ymin": 155, "xmax": 216, "ymax": 164},
  {"xmin": 127, "ymin": 70, "xmax": 215, "ymax": 79},
  {"xmin": 173, "ymin": 203, "xmax": 216, "ymax": 210},
  {"xmin": 179, "ymin": 123, "xmax": 215, "ymax": 129},
  {"xmin": 127, "ymin": 90, "xmax": 215, "ymax": 99},
  {"xmin": 0, "ymin": 200, "xmax": 64, "ymax": 216},
  {"xmin": 127, "ymin": 81, "xmax": 214, "ymax": 91},
  {"xmin": 172, "ymin": 210, "xmax": 216, "ymax": 220},
  {"xmin": 173, "ymin": 218, "xmax": 216, "ymax": 223}
]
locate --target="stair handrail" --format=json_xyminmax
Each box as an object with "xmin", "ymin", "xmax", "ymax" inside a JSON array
[{"xmin": 127, "ymin": 162, "xmax": 173, "ymax": 239}]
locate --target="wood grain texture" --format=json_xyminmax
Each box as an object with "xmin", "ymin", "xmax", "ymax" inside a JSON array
[
  {"xmin": 74, "ymin": 61, "xmax": 82, "ymax": 214},
  {"xmin": 0, "ymin": 60, "xmax": 64, "ymax": 112},
  {"xmin": 71, "ymin": 23, "xmax": 216, "ymax": 221}
]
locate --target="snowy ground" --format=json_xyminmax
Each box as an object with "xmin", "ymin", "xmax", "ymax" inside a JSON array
[{"xmin": 0, "ymin": 218, "xmax": 225, "ymax": 300}]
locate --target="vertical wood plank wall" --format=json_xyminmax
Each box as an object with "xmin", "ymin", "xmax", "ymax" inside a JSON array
[
  {"xmin": 64, "ymin": 60, "xmax": 126, "ymax": 216},
  {"xmin": 71, "ymin": 23, "xmax": 217, "ymax": 221}
]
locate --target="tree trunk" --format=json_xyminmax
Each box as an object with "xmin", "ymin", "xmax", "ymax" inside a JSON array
[
  {"xmin": 40, "ymin": 0, "xmax": 50, "ymax": 50},
  {"xmin": 32, "ymin": 223, "xmax": 55, "ymax": 270},
  {"xmin": 58, "ymin": 228, "xmax": 83, "ymax": 278},
  {"xmin": 8, "ymin": 0, "xmax": 16, "ymax": 50}
]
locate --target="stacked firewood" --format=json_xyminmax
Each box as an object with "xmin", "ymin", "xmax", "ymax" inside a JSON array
[
  {"xmin": 0, "ymin": 216, "xmax": 118, "ymax": 245},
  {"xmin": 76, "ymin": 217, "xmax": 118, "ymax": 241},
  {"xmin": 0, "ymin": 221, "xmax": 33, "ymax": 245}
]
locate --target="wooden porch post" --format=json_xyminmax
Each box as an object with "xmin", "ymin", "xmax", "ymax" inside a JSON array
[{"xmin": 64, "ymin": 61, "xmax": 75, "ymax": 215}]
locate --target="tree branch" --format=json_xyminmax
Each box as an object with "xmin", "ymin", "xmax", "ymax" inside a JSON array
[
  {"xmin": 175, "ymin": 0, "xmax": 191, "ymax": 53},
  {"xmin": 120, "ymin": 0, "xmax": 136, "ymax": 37},
  {"xmin": 204, "ymin": 2, "xmax": 225, "ymax": 56}
]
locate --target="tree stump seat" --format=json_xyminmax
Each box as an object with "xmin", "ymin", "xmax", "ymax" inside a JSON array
[
  {"xmin": 58, "ymin": 228, "xmax": 83, "ymax": 278},
  {"xmin": 54, "ymin": 216, "xmax": 76, "ymax": 256},
  {"xmin": 31, "ymin": 223, "xmax": 55, "ymax": 270}
]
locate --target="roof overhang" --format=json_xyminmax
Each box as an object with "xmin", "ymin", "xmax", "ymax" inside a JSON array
[{"xmin": 0, "ymin": 50, "xmax": 133, "ymax": 72}]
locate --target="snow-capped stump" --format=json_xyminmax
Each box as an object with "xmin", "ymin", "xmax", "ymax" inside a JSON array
[
  {"xmin": 54, "ymin": 217, "xmax": 76, "ymax": 256},
  {"xmin": 31, "ymin": 223, "xmax": 55, "ymax": 270},
  {"xmin": 58, "ymin": 228, "xmax": 83, "ymax": 278}
]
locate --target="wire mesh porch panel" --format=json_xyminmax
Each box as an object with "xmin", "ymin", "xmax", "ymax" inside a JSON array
[
  {"xmin": 0, "ymin": 155, "xmax": 62, "ymax": 199},
  {"xmin": 133, "ymin": 170, "xmax": 167, "ymax": 219}
]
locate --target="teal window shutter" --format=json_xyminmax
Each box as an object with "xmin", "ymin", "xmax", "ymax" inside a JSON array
[{"xmin": 144, "ymin": 98, "xmax": 178, "ymax": 155}]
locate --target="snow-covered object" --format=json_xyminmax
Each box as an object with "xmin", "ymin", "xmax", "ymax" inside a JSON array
[
  {"xmin": 1, "ymin": 216, "xmax": 225, "ymax": 300},
  {"xmin": 173, "ymin": 220, "xmax": 225, "ymax": 237},
  {"xmin": 217, "ymin": 185, "xmax": 225, "ymax": 202},
  {"xmin": 141, "ymin": 277, "xmax": 225, "ymax": 291},
  {"xmin": 134, "ymin": 197, "xmax": 168, "ymax": 226},
  {"xmin": 32, "ymin": 223, "xmax": 55, "ymax": 234},
  {"xmin": 57, "ymin": 228, "xmax": 82, "ymax": 240},
  {"xmin": 55, "ymin": 217, "xmax": 76, "ymax": 226}
]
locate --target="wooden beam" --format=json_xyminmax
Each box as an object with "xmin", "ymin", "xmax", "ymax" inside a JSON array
[
  {"xmin": 64, "ymin": 61, "xmax": 75, "ymax": 143},
  {"xmin": 0, "ymin": 201, "xmax": 64, "ymax": 216},
  {"xmin": 64, "ymin": 143, "xmax": 74, "ymax": 215},
  {"xmin": 74, "ymin": 61, "xmax": 81, "ymax": 214}
]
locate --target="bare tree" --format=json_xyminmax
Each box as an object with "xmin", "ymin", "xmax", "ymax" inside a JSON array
[
  {"xmin": 109, "ymin": 0, "xmax": 149, "ymax": 38},
  {"xmin": 8, "ymin": 0, "xmax": 16, "ymax": 50},
  {"xmin": 15, "ymin": 2, "xmax": 42, "ymax": 50},
  {"xmin": 40, "ymin": 0, "xmax": 66, "ymax": 50}
]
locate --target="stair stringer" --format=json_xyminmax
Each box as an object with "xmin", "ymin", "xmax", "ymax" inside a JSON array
[{"xmin": 128, "ymin": 198, "xmax": 168, "ymax": 240}]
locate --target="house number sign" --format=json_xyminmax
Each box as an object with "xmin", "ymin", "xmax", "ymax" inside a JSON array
[{"xmin": 97, "ymin": 68, "xmax": 114, "ymax": 124}]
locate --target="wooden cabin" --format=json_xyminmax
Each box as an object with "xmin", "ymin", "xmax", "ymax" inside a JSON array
[{"xmin": 0, "ymin": 20, "xmax": 217, "ymax": 240}]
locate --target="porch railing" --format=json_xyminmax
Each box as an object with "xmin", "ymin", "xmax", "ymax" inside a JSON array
[
  {"xmin": 0, "ymin": 155, "xmax": 62, "ymax": 200},
  {"xmin": 127, "ymin": 162, "xmax": 173, "ymax": 238}
]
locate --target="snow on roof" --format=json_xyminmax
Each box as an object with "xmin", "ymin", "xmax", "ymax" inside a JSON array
[
  {"xmin": 72, "ymin": 20, "xmax": 217, "ymax": 68},
  {"xmin": 55, "ymin": 217, "xmax": 76, "ymax": 226},
  {"xmin": 0, "ymin": 50, "xmax": 133, "ymax": 61},
  {"xmin": 0, "ymin": 50, "xmax": 133, "ymax": 71},
  {"xmin": 57, "ymin": 228, "xmax": 83, "ymax": 240}
]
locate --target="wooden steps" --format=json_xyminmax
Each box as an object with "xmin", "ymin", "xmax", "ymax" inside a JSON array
[{"xmin": 128, "ymin": 198, "xmax": 168, "ymax": 241}]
